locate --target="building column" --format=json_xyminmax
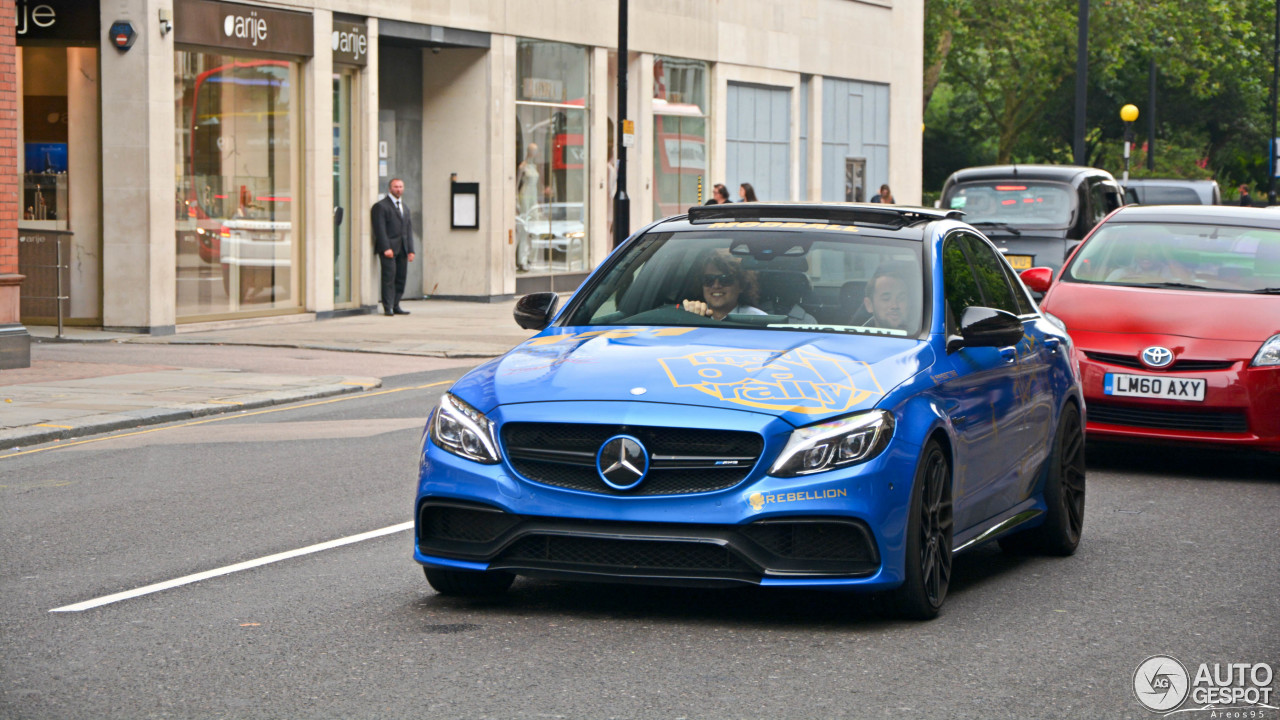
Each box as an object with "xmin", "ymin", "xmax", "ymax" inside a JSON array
[
  {"xmin": 0, "ymin": 0, "xmax": 29, "ymax": 368},
  {"xmin": 306, "ymin": 10, "xmax": 334, "ymax": 314},
  {"xmin": 101, "ymin": 0, "xmax": 176, "ymax": 333},
  {"xmin": 806, "ymin": 76, "xmax": 824, "ymax": 202}
]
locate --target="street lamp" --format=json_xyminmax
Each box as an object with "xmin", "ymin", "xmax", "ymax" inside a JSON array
[{"xmin": 1120, "ymin": 104, "xmax": 1139, "ymax": 183}]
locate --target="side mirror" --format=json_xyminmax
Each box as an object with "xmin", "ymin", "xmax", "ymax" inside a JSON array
[
  {"xmin": 947, "ymin": 306, "xmax": 1024, "ymax": 353},
  {"xmin": 514, "ymin": 292, "xmax": 559, "ymax": 330},
  {"xmin": 1019, "ymin": 267, "xmax": 1053, "ymax": 294}
]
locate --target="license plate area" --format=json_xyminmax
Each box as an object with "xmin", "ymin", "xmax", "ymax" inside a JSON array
[
  {"xmin": 1104, "ymin": 373, "xmax": 1205, "ymax": 402},
  {"xmin": 1005, "ymin": 254, "xmax": 1033, "ymax": 270}
]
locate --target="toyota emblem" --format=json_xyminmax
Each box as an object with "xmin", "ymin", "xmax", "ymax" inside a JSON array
[
  {"xmin": 1140, "ymin": 346, "xmax": 1174, "ymax": 369},
  {"xmin": 597, "ymin": 435, "xmax": 649, "ymax": 490}
]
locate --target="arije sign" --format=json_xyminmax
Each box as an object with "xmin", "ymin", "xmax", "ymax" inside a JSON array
[
  {"xmin": 174, "ymin": 0, "xmax": 313, "ymax": 57},
  {"xmin": 15, "ymin": 0, "xmax": 98, "ymax": 44}
]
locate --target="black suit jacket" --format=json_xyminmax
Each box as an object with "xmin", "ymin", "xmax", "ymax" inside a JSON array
[{"xmin": 372, "ymin": 195, "xmax": 415, "ymax": 256}]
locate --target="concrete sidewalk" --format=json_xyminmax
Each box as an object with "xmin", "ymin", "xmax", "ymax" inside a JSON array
[{"xmin": 0, "ymin": 298, "xmax": 538, "ymax": 452}]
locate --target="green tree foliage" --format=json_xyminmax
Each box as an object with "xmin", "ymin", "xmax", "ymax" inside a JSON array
[{"xmin": 924, "ymin": 0, "xmax": 1275, "ymax": 196}]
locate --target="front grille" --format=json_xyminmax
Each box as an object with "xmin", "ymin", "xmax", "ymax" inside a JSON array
[
  {"xmin": 1089, "ymin": 401, "xmax": 1248, "ymax": 433},
  {"xmin": 501, "ymin": 422, "xmax": 763, "ymax": 496},
  {"xmin": 1085, "ymin": 351, "xmax": 1235, "ymax": 372},
  {"xmin": 498, "ymin": 535, "xmax": 753, "ymax": 573}
]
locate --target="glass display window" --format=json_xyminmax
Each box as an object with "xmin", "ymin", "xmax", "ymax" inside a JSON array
[
  {"xmin": 174, "ymin": 51, "xmax": 301, "ymax": 318},
  {"xmin": 515, "ymin": 40, "xmax": 590, "ymax": 277},
  {"xmin": 653, "ymin": 57, "xmax": 708, "ymax": 220}
]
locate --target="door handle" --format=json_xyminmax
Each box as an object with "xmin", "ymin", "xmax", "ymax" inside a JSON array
[{"xmin": 999, "ymin": 347, "xmax": 1017, "ymax": 363}]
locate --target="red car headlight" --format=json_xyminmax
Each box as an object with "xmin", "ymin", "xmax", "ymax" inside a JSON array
[{"xmin": 1251, "ymin": 334, "xmax": 1280, "ymax": 367}]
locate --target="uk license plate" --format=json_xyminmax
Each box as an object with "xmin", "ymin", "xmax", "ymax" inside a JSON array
[
  {"xmin": 1005, "ymin": 254, "xmax": 1033, "ymax": 270},
  {"xmin": 1104, "ymin": 373, "xmax": 1206, "ymax": 402}
]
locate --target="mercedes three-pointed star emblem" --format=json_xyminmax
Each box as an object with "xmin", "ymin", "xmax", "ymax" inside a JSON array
[{"xmin": 597, "ymin": 435, "xmax": 649, "ymax": 490}]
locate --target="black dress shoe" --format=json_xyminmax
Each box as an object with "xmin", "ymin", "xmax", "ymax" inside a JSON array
[
  {"xmin": 383, "ymin": 309, "xmax": 394, "ymax": 316},
  {"xmin": 394, "ymin": 307, "xmax": 411, "ymax": 315}
]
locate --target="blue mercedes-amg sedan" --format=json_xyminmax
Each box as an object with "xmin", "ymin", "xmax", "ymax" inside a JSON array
[{"xmin": 415, "ymin": 203, "xmax": 1085, "ymax": 619}]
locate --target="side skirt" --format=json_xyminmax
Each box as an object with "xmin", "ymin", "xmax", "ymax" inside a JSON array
[{"xmin": 952, "ymin": 502, "xmax": 1043, "ymax": 554}]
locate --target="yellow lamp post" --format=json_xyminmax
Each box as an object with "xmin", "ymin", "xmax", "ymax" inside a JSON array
[{"xmin": 1120, "ymin": 104, "xmax": 1140, "ymax": 183}]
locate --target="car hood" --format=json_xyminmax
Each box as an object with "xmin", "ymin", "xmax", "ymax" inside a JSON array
[
  {"xmin": 451, "ymin": 326, "xmax": 933, "ymax": 427},
  {"xmin": 1044, "ymin": 282, "xmax": 1279, "ymax": 342}
]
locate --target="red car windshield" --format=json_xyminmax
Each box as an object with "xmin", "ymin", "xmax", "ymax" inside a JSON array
[{"xmin": 1063, "ymin": 222, "xmax": 1280, "ymax": 293}]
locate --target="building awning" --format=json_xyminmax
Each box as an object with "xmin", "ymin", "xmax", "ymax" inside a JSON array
[{"xmin": 379, "ymin": 20, "xmax": 489, "ymax": 49}]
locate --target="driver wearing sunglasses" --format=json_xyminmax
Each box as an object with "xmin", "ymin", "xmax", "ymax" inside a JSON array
[{"xmin": 680, "ymin": 249, "xmax": 766, "ymax": 321}]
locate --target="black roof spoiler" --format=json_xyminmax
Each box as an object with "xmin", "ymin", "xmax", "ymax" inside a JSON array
[{"xmin": 686, "ymin": 202, "xmax": 964, "ymax": 228}]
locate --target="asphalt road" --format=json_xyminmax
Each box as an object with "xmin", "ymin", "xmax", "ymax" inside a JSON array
[{"xmin": 2, "ymin": 364, "xmax": 1277, "ymax": 720}]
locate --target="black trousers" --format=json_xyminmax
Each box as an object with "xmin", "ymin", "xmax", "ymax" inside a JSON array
[{"xmin": 379, "ymin": 251, "xmax": 409, "ymax": 310}]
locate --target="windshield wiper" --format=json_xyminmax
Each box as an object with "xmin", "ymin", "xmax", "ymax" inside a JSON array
[
  {"xmin": 1145, "ymin": 282, "xmax": 1230, "ymax": 292},
  {"xmin": 970, "ymin": 221, "xmax": 1022, "ymax": 237}
]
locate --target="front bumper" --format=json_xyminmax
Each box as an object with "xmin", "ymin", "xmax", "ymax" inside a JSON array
[
  {"xmin": 418, "ymin": 500, "xmax": 879, "ymax": 587},
  {"xmin": 414, "ymin": 400, "xmax": 921, "ymax": 590},
  {"xmin": 1078, "ymin": 354, "xmax": 1280, "ymax": 452}
]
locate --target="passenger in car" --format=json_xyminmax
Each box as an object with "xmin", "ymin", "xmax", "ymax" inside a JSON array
[
  {"xmin": 679, "ymin": 249, "xmax": 766, "ymax": 320},
  {"xmin": 1105, "ymin": 241, "xmax": 1189, "ymax": 284},
  {"xmin": 862, "ymin": 262, "xmax": 916, "ymax": 331}
]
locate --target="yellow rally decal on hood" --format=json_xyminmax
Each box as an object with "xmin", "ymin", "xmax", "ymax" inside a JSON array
[{"xmin": 658, "ymin": 348, "xmax": 883, "ymax": 414}]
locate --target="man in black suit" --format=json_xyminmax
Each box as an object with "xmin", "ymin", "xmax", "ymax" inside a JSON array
[{"xmin": 371, "ymin": 178, "xmax": 417, "ymax": 315}]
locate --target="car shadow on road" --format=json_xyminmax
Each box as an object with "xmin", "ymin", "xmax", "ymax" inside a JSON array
[
  {"xmin": 1087, "ymin": 441, "xmax": 1280, "ymax": 482},
  {"xmin": 412, "ymin": 544, "xmax": 1037, "ymax": 629}
]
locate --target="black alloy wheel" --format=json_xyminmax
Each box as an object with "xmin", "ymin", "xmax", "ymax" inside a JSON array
[
  {"xmin": 999, "ymin": 401, "xmax": 1086, "ymax": 556},
  {"xmin": 891, "ymin": 440, "xmax": 953, "ymax": 620}
]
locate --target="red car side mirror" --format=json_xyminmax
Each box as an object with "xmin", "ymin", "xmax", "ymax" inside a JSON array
[{"xmin": 1020, "ymin": 267, "xmax": 1053, "ymax": 294}]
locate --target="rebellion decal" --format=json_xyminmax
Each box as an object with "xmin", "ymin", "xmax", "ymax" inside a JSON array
[
  {"xmin": 748, "ymin": 488, "xmax": 848, "ymax": 511},
  {"xmin": 658, "ymin": 348, "xmax": 883, "ymax": 414}
]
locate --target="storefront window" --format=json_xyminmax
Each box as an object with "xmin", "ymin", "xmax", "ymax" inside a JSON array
[
  {"xmin": 515, "ymin": 40, "xmax": 589, "ymax": 276},
  {"xmin": 174, "ymin": 51, "xmax": 301, "ymax": 318},
  {"xmin": 653, "ymin": 56, "xmax": 708, "ymax": 220}
]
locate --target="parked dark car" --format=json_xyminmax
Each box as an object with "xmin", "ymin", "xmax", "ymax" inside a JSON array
[
  {"xmin": 1123, "ymin": 178, "xmax": 1221, "ymax": 206},
  {"xmin": 940, "ymin": 165, "xmax": 1126, "ymax": 273}
]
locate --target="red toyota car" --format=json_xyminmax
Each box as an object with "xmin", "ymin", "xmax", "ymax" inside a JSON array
[{"xmin": 1020, "ymin": 205, "xmax": 1280, "ymax": 453}]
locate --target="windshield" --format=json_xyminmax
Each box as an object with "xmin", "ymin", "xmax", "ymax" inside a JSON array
[
  {"xmin": 1063, "ymin": 222, "xmax": 1280, "ymax": 292},
  {"xmin": 565, "ymin": 226, "xmax": 926, "ymax": 336},
  {"xmin": 944, "ymin": 181, "xmax": 1075, "ymax": 226}
]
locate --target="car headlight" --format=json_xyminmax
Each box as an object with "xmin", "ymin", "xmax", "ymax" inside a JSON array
[
  {"xmin": 428, "ymin": 393, "xmax": 500, "ymax": 464},
  {"xmin": 1042, "ymin": 310, "xmax": 1067, "ymax": 332},
  {"xmin": 769, "ymin": 410, "xmax": 894, "ymax": 477},
  {"xmin": 1252, "ymin": 334, "xmax": 1280, "ymax": 367}
]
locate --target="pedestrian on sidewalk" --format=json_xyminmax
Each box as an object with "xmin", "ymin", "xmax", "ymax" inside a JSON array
[
  {"xmin": 739, "ymin": 183, "xmax": 758, "ymax": 202},
  {"xmin": 372, "ymin": 178, "xmax": 416, "ymax": 316}
]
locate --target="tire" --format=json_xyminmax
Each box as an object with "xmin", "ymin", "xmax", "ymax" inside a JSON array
[
  {"xmin": 890, "ymin": 440, "xmax": 953, "ymax": 620},
  {"xmin": 424, "ymin": 567, "xmax": 514, "ymax": 597},
  {"xmin": 999, "ymin": 402, "xmax": 1086, "ymax": 556}
]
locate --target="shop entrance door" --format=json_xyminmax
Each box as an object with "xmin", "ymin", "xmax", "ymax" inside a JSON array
[{"xmin": 333, "ymin": 69, "xmax": 356, "ymax": 306}]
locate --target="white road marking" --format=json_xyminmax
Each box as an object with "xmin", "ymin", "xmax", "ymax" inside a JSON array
[{"xmin": 50, "ymin": 522, "xmax": 414, "ymax": 613}]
